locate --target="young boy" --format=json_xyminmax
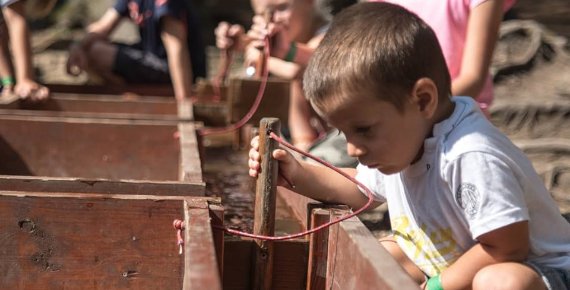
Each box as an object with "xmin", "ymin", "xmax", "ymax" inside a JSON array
[
  {"xmin": 0, "ymin": 0, "xmax": 56, "ymax": 101},
  {"xmin": 66, "ymin": 0, "xmax": 206, "ymax": 101},
  {"xmin": 248, "ymin": 3, "xmax": 570, "ymax": 289}
]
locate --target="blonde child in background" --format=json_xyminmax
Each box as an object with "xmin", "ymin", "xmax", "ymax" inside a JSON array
[
  {"xmin": 0, "ymin": 0, "xmax": 56, "ymax": 101},
  {"xmin": 249, "ymin": 3, "xmax": 570, "ymax": 289}
]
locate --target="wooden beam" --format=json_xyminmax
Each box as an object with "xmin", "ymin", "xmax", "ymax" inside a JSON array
[
  {"xmin": 326, "ymin": 211, "xmax": 418, "ymax": 289},
  {"xmin": 183, "ymin": 199, "xmax": 223, "ymax": 290},
  {"xmin": 228, "ymin": 77, "xmax": 290, "ymax": 125},
  {"xmin": 47, "ymin": 84, "xmax": 174, "ymax": 97},
  {"xmin": 178, "ymin": 122, "xmax": 204, "ymax": 183},
  {"xmin": 252, "ymin": 118, "xmax": 280, "ymax": 290},
  {"xmin": 0, "ymin": 175, "xmax": 205, "ymax": 196},
  {"xmin": 223, "ymin": 240, "xmax": 308, "ymax": 290},
  {"xmin": 306, "ymin": 208, "xmax": 331, "ymax": 290}
]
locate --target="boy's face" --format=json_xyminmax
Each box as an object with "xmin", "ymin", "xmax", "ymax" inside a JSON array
[
  {"xmin": 319, "ymin": 92, "xmax": 431, "ymax": 174},
  {"xmin": 251, "ymin": 0, "xmax": 314, "ymax": 41}
]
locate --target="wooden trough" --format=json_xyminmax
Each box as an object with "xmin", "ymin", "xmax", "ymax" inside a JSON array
[{"xmin": 0, "ymin": 112, "xmax": 203, "ymax": 184}]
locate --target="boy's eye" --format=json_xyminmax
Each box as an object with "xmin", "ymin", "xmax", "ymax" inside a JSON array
[
  {"xmin": 355, "ymin": 126, "xmax": 371, "ymax": 135},
  {"xmin": 274, "ymin": 3, "xmax": 290, "ymax": 12}
]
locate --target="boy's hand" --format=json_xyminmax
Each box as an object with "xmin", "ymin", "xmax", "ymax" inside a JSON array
[
  {"xmin": 215, "ymin": 22, "xmax": 246, "ymax": 51},
  {"xmin": 14, "ymin": 79, "xmax": 49, "ymax": 101},
  {"xmin": 248, "ymin": 135, "xmax": 300, "ymax": 188},
  {"xmin": 66, "ymin": 43, "xmax": 88, "ymax": 76}
]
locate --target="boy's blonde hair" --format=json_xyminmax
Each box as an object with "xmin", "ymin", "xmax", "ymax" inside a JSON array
[{"xmin": 304, "ymin": 2, "xmax": 451, "ymax": 112}]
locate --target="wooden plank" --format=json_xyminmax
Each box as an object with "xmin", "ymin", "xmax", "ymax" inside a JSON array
[
  {"xmin": 306, "ymin": 208, "xmax": 331, "ymax": 290},
  {"xmin": 0, "ymin": 175, "xmax": 205, "ymax": 196},
  {"xmin": 228, "ymin": 77, "xmax": 290, "ymax": 125},
  {"xmin": 183, "ymin": 199, "xmax": 223, "ymax": 290},
  {"xmin": 8, "ymin": 93, "xmax": 179, "ymax": 116},
  {"xmin": 47, "ymin": 84, "xmax": 174, "ymax": 97},
  {"xmin": 223, "ymin": 240, "xmax": 308, "ymax": 290},
  {"xmin": 178, "ymin": 122, "xmax": 203, "ymax": 183},
  {"xmin": 208, "ymin": 203, "xmax": 225, "ymax": 278},
  {"xmin": 326, "ymin": 212, "xmax": 418, "ymax": 290},
  {"xmin": 0, "ymin": 193, "xmax": 186, "ymax": 289},
  {"xmin": 277, "ymin": 187, "xmax": 317, "ymax": 230},
  {"xmin": 0, "ymin": 115, "xmax": 192, "ymax": 181},
  {"xmin": 0, "ymin": 106, "xmax": 183, "ymax": 121},
  {"xmin": 252, "ymin": 118, "xmax": 280, "ymax": 290}
]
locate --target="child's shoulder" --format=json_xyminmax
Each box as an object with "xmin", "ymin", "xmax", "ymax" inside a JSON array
[{"xmin": 441, "ymin": 97, "xmax": 518, "ymax": 161}]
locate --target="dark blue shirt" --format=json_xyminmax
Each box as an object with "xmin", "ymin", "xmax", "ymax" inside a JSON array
[{"xmin": 114, "ymin": 0, "xmax": 206, "ymax": 80}]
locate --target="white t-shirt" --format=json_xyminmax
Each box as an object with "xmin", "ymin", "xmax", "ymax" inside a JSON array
[{"xmin": 356, "ymin": 96, "xmax": 570, "ymax": 277}]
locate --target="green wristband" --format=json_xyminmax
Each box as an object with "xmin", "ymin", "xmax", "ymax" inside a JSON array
[
  {"xmin": 1, "ymin": 76, "xmax": 14, "ymax": 86},
  {"xmin": 284, "ymin": 42, "xmax": 297, "ymax": 62},
  {"xmin": 426, "ymin": 274, "xmax": 443, "ymax": 290}
]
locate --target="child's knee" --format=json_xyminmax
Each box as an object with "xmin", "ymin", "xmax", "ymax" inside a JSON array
[{"xmin": 472, "ymin": 263, "xmax": 543, "ymax": 290}]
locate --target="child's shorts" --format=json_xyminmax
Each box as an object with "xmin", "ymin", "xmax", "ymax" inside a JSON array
[
  {"xmin": 526, "ymin": 261, "xmax": 570, "ymax": 290},
  {"xmin": 112, "ymin": 43, "xmax": 171, "ymax": 84}
]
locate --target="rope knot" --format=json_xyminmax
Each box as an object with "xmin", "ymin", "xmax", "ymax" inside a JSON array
[{"xmin": 173, "ymin": 219, "xmax": 185, "ymax": 255}]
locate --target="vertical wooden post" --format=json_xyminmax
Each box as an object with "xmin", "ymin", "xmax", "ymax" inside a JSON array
[
  {"xmin": 252, "ymin": 118, "xmax": 280, "ymax": 290},
  {"xmin": 306, "ymin": 208, "xmax": 332, "ymax": 290}
]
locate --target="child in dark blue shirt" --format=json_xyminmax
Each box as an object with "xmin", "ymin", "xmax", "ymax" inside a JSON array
[{"xmin": 67, "ymin": 0, "xmax": 206, "ymax": 100}]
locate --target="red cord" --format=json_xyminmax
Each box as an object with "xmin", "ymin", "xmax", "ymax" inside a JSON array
[{"xmin": 198, "ymin": 37, "xmax": 271, "ymax": 136}]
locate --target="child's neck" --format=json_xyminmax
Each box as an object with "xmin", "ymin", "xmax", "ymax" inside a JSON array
[{"xmin": 432, "ymin": 97, "xmax": 455, "ymax": 126}]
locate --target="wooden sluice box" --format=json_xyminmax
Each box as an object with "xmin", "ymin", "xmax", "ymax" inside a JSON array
[{"xmin": 0, "ymin": 112, "xmax": 203, "ymax": 184}]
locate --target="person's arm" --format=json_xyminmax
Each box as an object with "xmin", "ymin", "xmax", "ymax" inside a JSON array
[
  {"xmin": 161, "ymin": 15, "xmax": 192, "ymax": 100},
  {"xmin": 2, "ymin": 1, "xmax": 49, "ymax": 100},
  {"xmin": 0, "ymin": 13, "xmax": 14, "ymax": 95},
  {"xmin": 452, "ymin": 0, "xmax": 504, "ymax": 98},
  {"xmin": 434, "ymin": 221, "xmax": 529, "ymax": 290},
  {"xmin": 249, "ymin": 136, "xmax": 380, "ymax": 209}
]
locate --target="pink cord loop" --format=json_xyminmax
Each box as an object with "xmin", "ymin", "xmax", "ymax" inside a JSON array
[{"xmin": 173, "ymin": 219, "xmax": 185, "ymax": 255}]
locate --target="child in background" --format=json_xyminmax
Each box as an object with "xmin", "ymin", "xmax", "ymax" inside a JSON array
[
  {"xmin": 216, "ymin": 0, "xmax": 357, "ymax": 167},
  {"xmin": 371, "ymin": 0, "xmax": 516, "ymax": 114},
  {"xmin": 66, "ymin": 0, "xmax": 206, "ymax": 101},
  {"xmin": 0, "ymin": 0, "xmax": 56, "ymax": 101},
  {"xmin": 249, "ymin": 3, "xmax": 570, "ymax": 289}
]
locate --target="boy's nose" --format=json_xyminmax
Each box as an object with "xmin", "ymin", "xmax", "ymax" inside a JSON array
[{"xmin": 346, "ymin": 142, "xmax": 366, "ymax": 158}]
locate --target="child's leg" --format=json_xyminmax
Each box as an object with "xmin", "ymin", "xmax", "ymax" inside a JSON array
[
  {"xmin": 379, "ymin": 236, "xmax": 426, "ymax": 284},
  {"xmin": 473, "ymin": 262, "xmax": 568, "ymax": 290},
  {"xmin": 84, "ymin": 40, "xmax": 124, "ymax": 84}
]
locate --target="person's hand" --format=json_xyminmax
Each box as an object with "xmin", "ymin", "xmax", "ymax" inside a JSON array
[
  {"xmin": 215, "ymin": 21, "xmax": 246, "ymax": 52},
  {"xmin": 247, "ymin": 14, "xmax": 291, "ymax": 59},
  {"xmin": 66, "ymin": 43, "xmax": 88, "ymax": 76},
  {"xmin": 244, "ymin": 44, "xmax": 261, "ymax": 70},
  {"xmin": 14, "ymin": 79, "xmax": 49, "ymax": 101},
  {"xmin": 248, "ymin": 135, "xmax": 300, "ymax": 188}
]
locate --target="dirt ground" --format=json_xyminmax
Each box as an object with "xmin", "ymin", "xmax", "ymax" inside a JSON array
[{"xmin": 22, "ymin": 0, "xmax": 570, "ymax": 234}]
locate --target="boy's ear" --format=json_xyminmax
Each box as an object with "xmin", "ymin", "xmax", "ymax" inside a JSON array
[{"xmin": 411, "ymin": 78, "xmax": 438, "ymax": 119}]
